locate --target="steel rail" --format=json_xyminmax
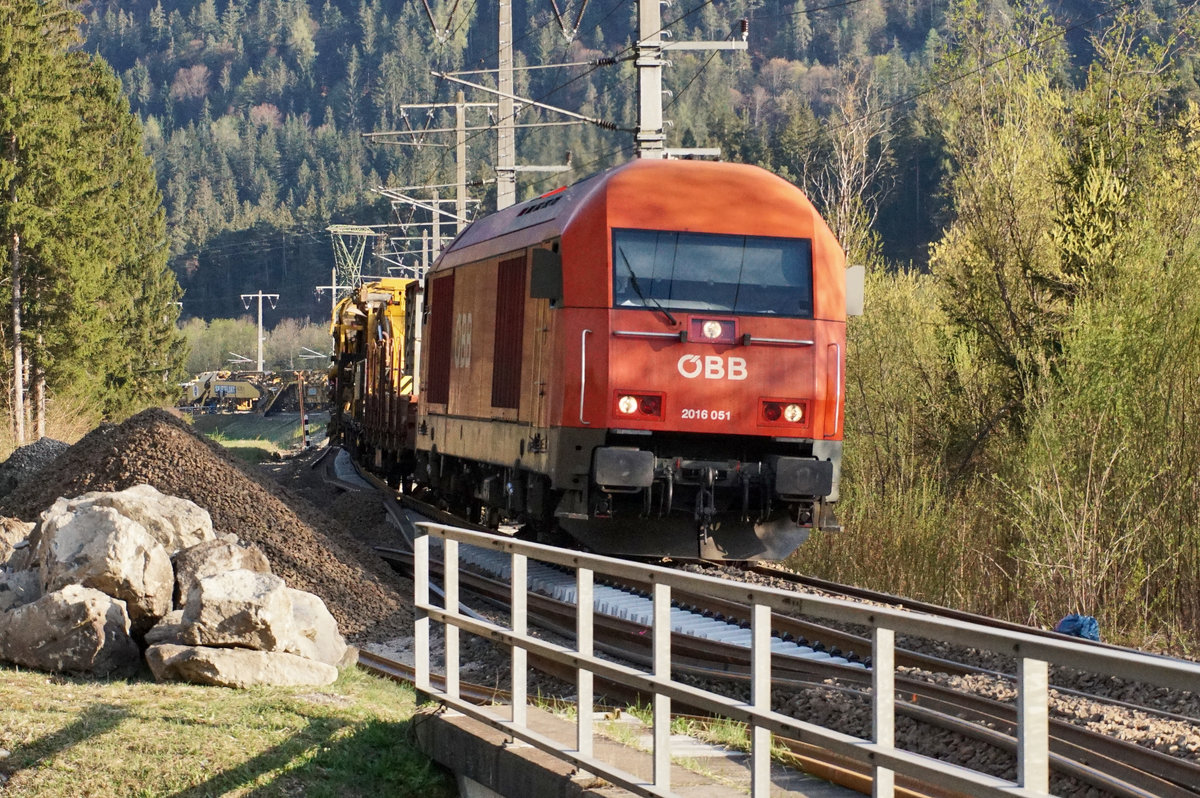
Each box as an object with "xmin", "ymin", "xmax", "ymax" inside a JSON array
[
  {"xmin": 357, "ymin": 645, "xmax": 956, "ymax": 798},
  {"xmin": 666, "ymin": 577, "xmax": 1200, "ymax": 727},
  {"xmin": 746, "ymin": 564, "xmax": 1137, "ymax": 656},
  {"xmin": 735, "ymin": 563, "xmax": 1200, "ymax": 728},
  {"xmin": 379, "ymin": 547, "xmax": 1200, "ymax": 798},
  {"xmin": 357, "ymin": 649, "xmax": 509, "ymax": 705},
  {"xmin": 608, "ymin": 573, "xmax": 1200, "ymax": 795}
]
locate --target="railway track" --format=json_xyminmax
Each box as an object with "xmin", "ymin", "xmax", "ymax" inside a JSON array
[
  {"xmin": 323, "ymin": 450, "xmax": 1200, "ymax": 796},
  {"xmin": 357, "ymin": 646, "xmax": 959, "ymax": 798},
  {"xmin": 376, "ymin": 542, "xmax": 1200, "ymax": 798}
]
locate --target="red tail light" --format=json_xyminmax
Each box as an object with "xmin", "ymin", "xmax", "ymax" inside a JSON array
[{"xmin": 760, "ymin": 399, "xmax": 809, "ymax": 427}]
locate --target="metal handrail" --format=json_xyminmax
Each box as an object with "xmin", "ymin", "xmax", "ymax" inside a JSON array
[
  {"xmin": 579, "ymin": 328, "xmax": 592, "ymax": 425},
  {"xmin": 412, "ymin": 523, "xmax": 1200, "ymax": 798},
  {"xmin": 828, "ymin": 341, "xmax": 842, "ymax": 438}
]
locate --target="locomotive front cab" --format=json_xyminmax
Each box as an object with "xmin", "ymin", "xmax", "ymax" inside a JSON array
[
  {"xmin": 560, "ymin": 225, "xmax": 845, "ymax": 560},
  {"xmin": 547, "ymin": 160, "xmax": 852, "ymax": 561}
]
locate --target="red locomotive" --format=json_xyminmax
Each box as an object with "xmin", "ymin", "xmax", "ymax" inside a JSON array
[{"xmin": 331, "ymin": 158, "xmax": 858, "ymax": 560}]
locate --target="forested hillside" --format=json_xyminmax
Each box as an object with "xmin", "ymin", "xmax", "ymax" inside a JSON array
[
  {"xmin": 82, "ymin": 0, "xmax": 1198, "ymax": 322},
  {"xmin": 68, "ymin": 0, "xmax": 1041, "ymax": 318}
]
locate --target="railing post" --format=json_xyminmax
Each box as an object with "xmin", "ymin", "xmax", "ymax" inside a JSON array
[
  {"xmin": 577, "ymin": 566, "xmax": 594, "ymax": 760},
  {"xmin": 444, "ymin": 537, "xmax": 459, "ymax": 701},
  {"xmin": 751, "ymin": 601, "xmax": 772, "ymax": 796},
  {"xmin": 1019, "ymin": 657, "xmax": 1049, "ymax": 793},
  {"xmin": 511, "ymin": 551, "xmax": 528, "ymax": 731},
  {"xmin": 873, "ymin": 626, "xmax": 895, "ymax": 798},
  {"xmin": 653, "ymin": 581, "xmax": 672, "ymax": 792},
  {"xmin": 414, "ymin": 531, "xmax": 431, "ymax": 694}
]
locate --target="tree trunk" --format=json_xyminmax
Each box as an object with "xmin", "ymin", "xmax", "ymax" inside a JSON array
[
  {"xmin": 34, "ymin": 330, "xmax": 45, "ymax": 439},
  {"xmin": 10, "ymin": 231, "xmax": 25, "ymax": 446},
  {"xmin": 8, "ymin": 135, "xmax": 26, "ymax": 445}
]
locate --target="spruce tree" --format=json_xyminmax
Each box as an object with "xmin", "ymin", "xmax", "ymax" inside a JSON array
[
  {"xmin": 1, "ymin": 0, "xmax": 186, "ymax": 438},
  {"xmin": 0, "ymin": 0, "xmax": 80, "ymax": 441}
]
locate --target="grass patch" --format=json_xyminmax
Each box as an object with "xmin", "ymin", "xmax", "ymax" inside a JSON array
[
  {"xmin": 0, "ymin": 664, "xmax": 453, "ymax": 798},
  {"xmin": 189, "ymin": 412, "xmax": 327, "ymax": 463}
]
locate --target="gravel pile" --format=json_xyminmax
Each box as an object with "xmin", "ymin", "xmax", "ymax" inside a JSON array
[
  {"xmin": 0, "ymin": 437, "xmax": 69, "ymax": 499},
  {"xmin": 0, "ymin": 409, "xmax": 411, "ymax": 643}
]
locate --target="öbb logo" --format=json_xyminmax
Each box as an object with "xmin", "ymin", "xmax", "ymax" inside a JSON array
[{"xmin": 676, "ymin": 355, "xmax": 747, "ymax": 380}]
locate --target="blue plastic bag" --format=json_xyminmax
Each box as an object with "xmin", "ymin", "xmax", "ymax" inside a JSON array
[{"xmin": 1054, "ymin": 613, "xmax": 1100, "ymax": 642}]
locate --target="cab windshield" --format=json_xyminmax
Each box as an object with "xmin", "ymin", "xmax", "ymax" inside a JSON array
[{"xmin": 612, "ymin": 229, "xmax": 813, "ymax": 317}]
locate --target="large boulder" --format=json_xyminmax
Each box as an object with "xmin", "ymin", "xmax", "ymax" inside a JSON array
[
  {"xmin": 0, "ymin": 568, "xmax": 39, "ymax": 612},
  {"xmin": 178, "ymin": 569, "xmax": 297, "ymax": 651},
  {"xmin": 0, "ymin": 585, "xmax": 139, "ymax": 676},
  {"xmin": 145, "ymin": 643, "xmax": 338, "ymax": 688},
  {"xmin": 38, "ymin": 505, "xmax": 173, "ymax": 634},
  {"xmin": 173, "ymin": 535, "xmax": 270, "ymax": 609},
  {"xmin": 40, "ymin": 485, "xmax": 214, "ymax": 556},
  {"xmin": 152, "ymin": 583, "xmax": 349, "ymax": 670},
  {"xmin": 0, "ymin": 517, "xmax": 34, "ymax": 569},
  {"xmin": 284, "ymin": 588, "xmax": 350, "ymax": 667},
  {"xmin": 144, "ymin": 609, "xmax": 185, "ymax": 646}
]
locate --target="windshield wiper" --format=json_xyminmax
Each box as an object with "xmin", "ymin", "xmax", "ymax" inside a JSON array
[{"xmin": 619, "ymin": 247, "xmax": 677, "ymax": 326}]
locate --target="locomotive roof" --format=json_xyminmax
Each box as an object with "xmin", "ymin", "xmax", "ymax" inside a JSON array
[
  {"xmin": 430, "ymin": 167, "xmax": 607, "ymax": 271},
  {"xmin": 430, "ymin": 159, "xmax": 822, "ymax": 272}
]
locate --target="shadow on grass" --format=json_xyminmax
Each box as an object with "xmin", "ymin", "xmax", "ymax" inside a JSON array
[
  {"xmin": 168, "ymin": 715, "xmax": 453, "ymax": 798},
  {"xmin": 2, "ymin": 703, "xmax": 129, "ymax": 774},
  {"xmin": 221, "ymin": 445, "xmax": 276, "ymax": 465}
]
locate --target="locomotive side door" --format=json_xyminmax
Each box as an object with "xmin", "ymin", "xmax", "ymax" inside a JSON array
[
  {"xmin": 525, "ymin": 244, "xmax": 561, "ymax": 430},
  {"xmin": 525, "ymin": 291, "xmax": 552, "ymax": 429}
]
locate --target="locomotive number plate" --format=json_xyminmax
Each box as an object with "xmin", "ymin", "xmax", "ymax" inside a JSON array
[{"xmin": 681, "ymin": 408, "xmax": 731, "ymax": 421}]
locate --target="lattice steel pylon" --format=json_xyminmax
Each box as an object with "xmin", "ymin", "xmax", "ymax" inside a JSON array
[{"xmin": 326, "ymin": 225, "xmax": 379, "ymax": 289}]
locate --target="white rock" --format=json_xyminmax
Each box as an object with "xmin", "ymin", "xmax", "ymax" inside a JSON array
[
  {"xmin": 173, "ymin": 535, "xmax": 270, "ymax": 609},
  {"xmin": 145, "ymin": 643, "xmax": 338, "ymax": 688},
  {"xmin": 38, "ymin": 505, "xmax": 173, "ymax": 634},
  {"xmin": 0, "ymin": 517, "xmax": 34, "ymax": 570},
  {"xmin": 40, "ymin": 485, "xmax": 214, "ymax": 556},
  {"xmin": 179, "ymin": 569, "xmax": 296, "ymax": 651},
  {"xmin": 0, "ymin": 585, "xmax": 139, "ymax": 676},
  {"xmin": 0, "ymin": 569, "xmax": 40, "ymax": 612},
  {"xmin": 145, "ymin": 609, "xmax": 185, "ymax": 646},
  {"xmin": 282, "ymin": 588, "xmax": 349, "ymax": 667}
]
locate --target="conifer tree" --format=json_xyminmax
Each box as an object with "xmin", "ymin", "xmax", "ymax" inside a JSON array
[
  {"xmin": 1, "ymin": 0, "xmax": 185, "ymax": 437},
  {"xmin": 0, "ymin": 0, "xmax": 80, "ymax": 441}
]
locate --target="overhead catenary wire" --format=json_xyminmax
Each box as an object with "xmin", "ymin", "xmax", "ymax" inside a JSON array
[
  {"xmin": 527, "ymin": 0, "xmax": 1178, "ymax": 189},
  {"xmin": 185, "ymin": 0, "xmax": 1159, "ymax": 274},
  {"xmin": 399, "ymin": 0, "xmax": 719, "ymax": 205},
  {"xmin": 424, "ymin": 0, "xmax": 885, "ymax": 189}
]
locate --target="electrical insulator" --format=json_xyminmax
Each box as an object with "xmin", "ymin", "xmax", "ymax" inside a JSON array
[{"xmin": 740, "ymin": 19, "xmax": 749, "ymax": 41}]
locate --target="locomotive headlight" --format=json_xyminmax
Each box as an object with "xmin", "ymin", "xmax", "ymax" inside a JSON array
[
  {"xmin": 702, "ymin": 320, "xmax": 723, "ymax": 340},
  {"xmin": 784, "ymin": 403, "xmax": 804, "ymax": 423},
  {"xmin": 617, "ymin": 395, "xmax": 639, "ymax": 414}
]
